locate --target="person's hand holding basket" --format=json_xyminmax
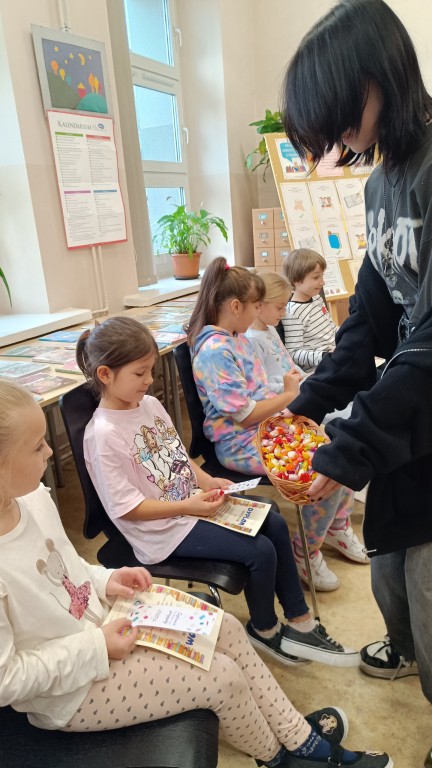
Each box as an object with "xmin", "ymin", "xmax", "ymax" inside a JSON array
[{"xmin": 257, "ymin": 414, "xmax": 330, "ymax": 618}]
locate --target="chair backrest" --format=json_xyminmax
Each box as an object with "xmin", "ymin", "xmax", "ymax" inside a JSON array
[
  {"xmin": 59, "ymin": 385, "xmax": 117, "ymax": 541},
  {"xmin": 172, "ymin": 342, "xmax": 218, "ymax": 463}
]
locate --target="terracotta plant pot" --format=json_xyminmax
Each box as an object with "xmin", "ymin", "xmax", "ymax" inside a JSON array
[{"xmin": 171, "ymin": 252, "xmax": 201, "ymax": 279}]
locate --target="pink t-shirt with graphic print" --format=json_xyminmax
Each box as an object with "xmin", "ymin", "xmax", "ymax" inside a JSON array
[{"xmin": 84, "ymin": 396, "xmax": 198, "ymax": 564}]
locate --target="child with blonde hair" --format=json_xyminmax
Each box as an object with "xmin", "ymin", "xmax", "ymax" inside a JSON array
[
  {"xmin": 0, "ymin": 380, "xmax": 393, "ymax": 767},
  {"xmin": 246, "ymin": 271, "xmax": 368, "ymax": 590}
]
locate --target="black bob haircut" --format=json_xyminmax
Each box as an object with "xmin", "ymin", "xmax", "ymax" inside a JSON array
[{"xmin": 281, "ymin": 0, "xmax": 432, "ymax": 170}]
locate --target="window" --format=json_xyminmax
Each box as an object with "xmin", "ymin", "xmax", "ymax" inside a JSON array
[{"xmin": 124, "ymin": 0, "xmax": 189, "ymax": 274}]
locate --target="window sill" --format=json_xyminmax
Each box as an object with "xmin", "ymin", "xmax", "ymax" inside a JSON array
[
  {"xmin": 0, "ymin": 308, "xmax": 92, "ymax": 347},
  {"xmin": 124, "ymin": 275, "xmax": 201, "ymax": 307}
]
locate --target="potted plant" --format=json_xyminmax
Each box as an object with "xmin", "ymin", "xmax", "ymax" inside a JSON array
[
  {"xmin": 153, "ymin": 201, "xmax": 228, "ymax": 279},
  {"xmin": 246, "ymin": 109, "xmax": 284, "ymax": 181}
]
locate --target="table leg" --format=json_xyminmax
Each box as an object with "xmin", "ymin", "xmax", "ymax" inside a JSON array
[
  {"xmin": 45, "ymin": 405, "xmax": 65, "ymax": 487},
  {"xmin": 43, "ymin": 461, "xmax": 59, "ymax": 509},
  {"xmin": 167, "ymin": 351, "xmax": 183, "ymax": 441}
]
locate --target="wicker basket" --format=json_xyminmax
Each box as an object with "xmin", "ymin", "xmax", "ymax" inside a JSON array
[{"xmin": 257, "ymin": 414, "xmax": 329, "ymax": 505}]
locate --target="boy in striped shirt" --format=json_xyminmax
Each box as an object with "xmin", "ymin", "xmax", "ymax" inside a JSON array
[{"xmin": 282, "ymin": 249, "xmax": 336, "ymax": 372}]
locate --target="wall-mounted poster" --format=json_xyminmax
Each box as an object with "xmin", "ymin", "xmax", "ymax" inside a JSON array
[
  {"xmin": 346, "ymin": 217, "xmax": 368, "ymax": 257},
  {"xmin": 315, "ymin": 146, "xmax": 344, "ymax": 178},
  {"xmin": 32, "ymin": 25, "xmax": 113, "ymax": 115},
  {"xmin": 308, "ymin": 180, "xmax": 342, "ymax": 221},
  {"xmin": 289, "ymin": 222, "xmax": 322, "ymax": 252},
  {"xmin": 319, "ymin": 220, "xmax": 351, "ymax": 260},
  {"xmin": 275, "ymin": 138, "xmax": 310, "ymax": 179},
  {"xmin": 336, "ymin": 178, "xmax": 365, "ymax": 219},
  {"xmin": 280, "ymin": 182, "xmax": 314, "ymax": 223},
  {"xmin": 322, "ymin": 255, "xmax": 347, "ymax": 297}
]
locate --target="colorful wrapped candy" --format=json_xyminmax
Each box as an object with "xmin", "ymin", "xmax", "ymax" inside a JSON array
[{"xmin": 257, "ymin": 415, "xmax": 330, "ymax": 505}]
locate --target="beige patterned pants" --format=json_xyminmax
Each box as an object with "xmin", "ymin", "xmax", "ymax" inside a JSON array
[{"xmin": 65, "ymin": 613, "xmax": 311, "ymax": 763}]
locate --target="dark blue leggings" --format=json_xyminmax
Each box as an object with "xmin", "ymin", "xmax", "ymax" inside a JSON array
[{"xmin": 172, "ymin": 507, "xmax": 309, "ymax": 630}]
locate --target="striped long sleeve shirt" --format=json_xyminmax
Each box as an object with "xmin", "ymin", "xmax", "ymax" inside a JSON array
[{"xmin": 282, "ymin": 296, "xmax": 337, "ymax": 371}]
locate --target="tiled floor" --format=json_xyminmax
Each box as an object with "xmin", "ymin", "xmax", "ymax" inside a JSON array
[{"xmin": 57, "ymin": 422, "xmax": 430, "ymax": 768}]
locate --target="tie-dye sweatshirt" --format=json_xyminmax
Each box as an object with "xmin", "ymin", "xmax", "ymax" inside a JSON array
[{"xmin": 192, "ymin": 325, "xmax": 278, "ymax": 474}]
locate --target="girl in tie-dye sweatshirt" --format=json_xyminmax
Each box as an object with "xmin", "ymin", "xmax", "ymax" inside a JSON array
[{"xmin": 187, "ymin": 258, "xmax": 301, "ymax": 475}]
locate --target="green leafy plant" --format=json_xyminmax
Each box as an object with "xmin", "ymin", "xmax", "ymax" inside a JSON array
[
  {"xmin": 0, "ymin": 267, "xmax": 11, "ymax": 306},
  {"xmin": 246, "ymin": 109, "xmax": 284, "ymax": 181},
  {"xmin": 153, "ymin": 201, "xmax": 228, "ymax": 258}
]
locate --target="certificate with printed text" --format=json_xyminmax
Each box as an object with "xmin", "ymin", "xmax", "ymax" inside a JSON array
[{"xmin": 104, "ymin": 584, "xmax": 223, "ymax": 671}]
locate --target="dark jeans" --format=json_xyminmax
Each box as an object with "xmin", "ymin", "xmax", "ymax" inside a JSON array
[
  {"xmin": 173, "ymin": 507, "xmax": 308, "ymax": 630},
  {"xmin": 371, "ymin": 542, "xmax": 432, "ymax": 704}
]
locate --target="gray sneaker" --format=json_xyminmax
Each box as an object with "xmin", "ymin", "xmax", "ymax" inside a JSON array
[
  {"xmin": 246, "ymin": 621, "xmax": 312, "ymax": 667},
  {"xmin": 281, "ymin": 622, "xmax": 360, "ymax": 667}
]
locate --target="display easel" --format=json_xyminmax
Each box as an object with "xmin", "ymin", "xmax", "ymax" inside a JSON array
[{"xmin": 266, "ymin": 134, "xmax": 370, "ymax": 324}]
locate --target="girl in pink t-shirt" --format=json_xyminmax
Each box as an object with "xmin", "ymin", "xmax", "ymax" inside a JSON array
[{"xmin": 77, "ymin": 316, "xmax": 359, "ymax": 671}]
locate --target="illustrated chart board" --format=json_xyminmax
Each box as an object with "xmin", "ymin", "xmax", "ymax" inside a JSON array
[
  {"xmin": 48, "ymin": 110, "xmax": 127, "ymax": 248},
  {"xmin": 266, "ymin": 133, "xmax": 372, "ymax": 297}
]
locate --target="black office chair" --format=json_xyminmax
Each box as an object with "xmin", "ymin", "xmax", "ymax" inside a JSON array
[
  {"xmin": 59, "ymin": 384, "xmax": 248, "ymax": 604},
  {"xmin": 0, "ymin": 704, "xmax": 218, "ymax": 768},
  {"xmin": 172, "ymin": 341, "xmax": 271, "ymax": 485},
  {"xmin": 173, "ymin": 342, "xmax": 320, "ymax": 616}
]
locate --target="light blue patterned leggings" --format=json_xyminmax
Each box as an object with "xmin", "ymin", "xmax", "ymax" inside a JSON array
[{"xmin": 292, "ymin": 486, "xmax": 354, "ymax": 554}]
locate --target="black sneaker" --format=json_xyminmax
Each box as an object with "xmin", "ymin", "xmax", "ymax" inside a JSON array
[
  {"xmin": 245, "ymin": 621, "xmax": 312, "ymax": 667},
  {"xmin": 281, "ymin": 622, "xmax": 360, "ymax": 667},
  {"xmin": 280, "ymin": 745, "xmax": 393, "ymax": 767},
  {"xmin": 305, "ymin": 706, "xmax": 348, "ymax": 744},
  {"xmin": 360, "ymin": 637, "xmax": 419, "ymax": 680},
  {"xmin": 425, "ymin": 746, "xmax": 432, "ymax": 767}
]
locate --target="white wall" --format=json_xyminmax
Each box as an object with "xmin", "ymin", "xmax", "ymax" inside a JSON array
[{"xmin": 0, "ymin": 0, "xmax": 139, "ymax": 315}]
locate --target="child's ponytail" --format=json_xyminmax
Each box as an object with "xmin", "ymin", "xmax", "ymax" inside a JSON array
[{"xmin": 186, "ymin": 257, "xmax": 265, "ymax": 347}]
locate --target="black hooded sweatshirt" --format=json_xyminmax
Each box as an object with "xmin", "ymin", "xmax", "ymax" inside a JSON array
[{"xmin": 288, "ymin": 255, "xmax": 432, "ymax": 556}]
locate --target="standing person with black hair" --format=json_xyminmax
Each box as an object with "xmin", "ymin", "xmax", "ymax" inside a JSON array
[{"xmin": 281, "ymin": 3, "xmax": 432, "ymax": 762}]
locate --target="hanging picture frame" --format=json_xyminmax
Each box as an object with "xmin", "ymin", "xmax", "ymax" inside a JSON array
[{"xmin": 31, "ymin": 24, "xmax": 113, "ymax": 116}]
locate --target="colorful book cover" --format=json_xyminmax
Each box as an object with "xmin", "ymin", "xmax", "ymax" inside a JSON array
[
  {"xmin": 104, "ymin": 584, "xmax": 223, "ymax": 671},
  {"xmin": 33, "ymin": 349, "xmax": 81, "ymax": 364},
  {"xmin": 22, "ymin": 375, "xmax": 76, "ymax": 395},
  {"xmin": 54, "ymin": 360, "xmax": 83, "ymax": 375},
  {"xmin": 38, "ymin": 330, "xmax": 85, "ymax": 344},
  {"xmin": 0, "ymin": 345, "xmax": 63, "ymax": 358},
  {"xmin": 0, "ymin": 361, "xmax": 50, "ymax": 379}
]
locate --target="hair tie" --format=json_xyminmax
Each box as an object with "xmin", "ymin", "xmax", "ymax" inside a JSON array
[{"xmin": 225, "ymin": 264, "xmax": 230, "ymax": 271}]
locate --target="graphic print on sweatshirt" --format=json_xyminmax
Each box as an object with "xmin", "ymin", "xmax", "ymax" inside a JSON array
[
  {"xmin": 133, "ymin": 417, "xmax": 196, "ymax": 502},
  {"xmin": 36, "ymin": 538, "xmax": 100, "ymax": 623}
]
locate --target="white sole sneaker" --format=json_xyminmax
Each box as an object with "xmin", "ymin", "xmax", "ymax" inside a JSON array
[
  {"xmin": 294, "ymin": 548, "xmax": 341, "ymax": 592},
  {"xmin": 324, "ymin": 525, "xmax": 370, "ymax": 564},
  {"xmin": 281, "ymin": 623, "xmax": 360, "ymax": 667}
]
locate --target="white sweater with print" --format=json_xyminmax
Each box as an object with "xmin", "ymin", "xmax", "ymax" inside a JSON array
[{"xmin": 0, "ymin": 484, "xmax": 113, "ymax": 729}]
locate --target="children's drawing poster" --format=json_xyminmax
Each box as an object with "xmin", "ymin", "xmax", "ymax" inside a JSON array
[
  {"xmin": 319, "ymin": 220, "xmax": 351, "ymax": 260},
  {"xmin": 280, "ymin": 182, "xmax": 314, "ymax": 223},
  {"xmin": 308, "ymin": 181, "xmax": 342, "ymax": 221},
  {"xmin": 276, "ymin": 138, "xmax": 310, "ymax": 179},
  {"xmin": 346, "ymin": 217, "xmax": 368, "ymax": 258},
  {"xmin": 105, "ymin": 584, "xmax": 223, "ymax": 671},
  {"xmin": 32, "ymin": 25, "xmax": 112, "ymax": 115},
  {"xmin": 335, "ymin": 178, "xmax": 365, "ymax": 219},
  {"xmin": 322, "ymin": 255, "xmax": 347, "ymax": 297},
  {"xmin": 289, "ymin": 221, "xmax": 323, "ymax": 252}
]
